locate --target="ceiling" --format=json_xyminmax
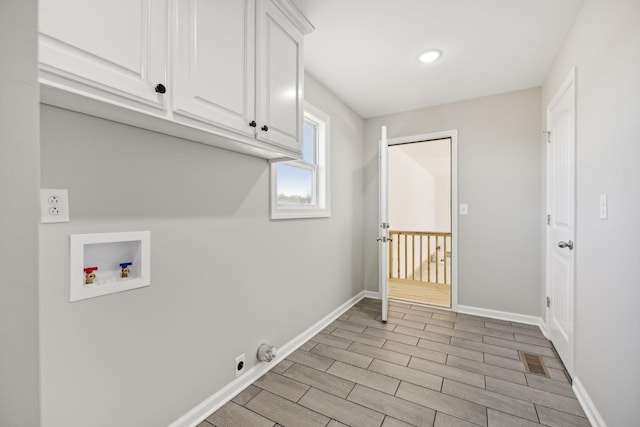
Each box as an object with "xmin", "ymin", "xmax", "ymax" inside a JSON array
[
  {"xmin": 394, "ymin": 139, "xmax": 451, "ymax": 177},
  {"xmin": 291, "ymin": 0, "xmax": 584, "ymax": 118}
]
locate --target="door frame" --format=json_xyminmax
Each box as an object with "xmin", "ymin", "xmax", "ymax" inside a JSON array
[
  {"xmin": 544, "ymin": 67, "xmax": 577, "ymax": 375},
  {"xmin": 383, "ymin": 130, "xmax": 459, "ymax": 311},
  {"xmin": 379, "ymin": 126, "xmax": 390, "ymax": 321}
]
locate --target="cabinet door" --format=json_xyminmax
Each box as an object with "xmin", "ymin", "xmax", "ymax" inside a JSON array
[
  {"xmin": 173, "ymin": 0, "xmax": 255, "ymax": 137},
  {"xmin": 256, "ymin": 0, "xmax": 304, "ymax": 153},
  {"xmin": 39, "ymin": 0, "xmax": 167, "ymax": 111}
]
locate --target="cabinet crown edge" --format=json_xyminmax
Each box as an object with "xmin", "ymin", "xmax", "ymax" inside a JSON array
[{"xmin": 272, "ymin": 0, "xmax": 315, "ymax": 35}]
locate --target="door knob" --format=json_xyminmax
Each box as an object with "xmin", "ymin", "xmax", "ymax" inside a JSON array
[
  {"xmin": 261, "ymin": 125, "xmax": 269, "ymax": 132},
  {"xmin": 249, "ymin": 120, "xmax": 257, "ymax": 127},
  {"xmin": 558, "ymin": 240, "xmax": 574, "ymax": 250},
  {"xmin": 154, "ymin": 83, "xmax": 166, "ymax": 94}
]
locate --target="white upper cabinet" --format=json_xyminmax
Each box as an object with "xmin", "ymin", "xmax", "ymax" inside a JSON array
[
  {"xmin": 38, "ymin": 0, "xmax": 312, "ymax": 160},
  {"xmin": 255, "ymin": 0, "xmax": 305, "ymax": 153},
  {"xmin": 173, "ymin": 0, "xmax": 311, "ymax": 156},
  {"xmin": 173, "ymin": 0, "xmax": 256, "ymax": 137},
  {"xmin": 39, "ymin": 0, "xmax": 168, "ymax": 113}
]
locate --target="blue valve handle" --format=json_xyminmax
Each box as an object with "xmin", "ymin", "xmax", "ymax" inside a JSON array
[{"xmin": 119, "ymin": 262, "xmax": 132, "ymax": 269}]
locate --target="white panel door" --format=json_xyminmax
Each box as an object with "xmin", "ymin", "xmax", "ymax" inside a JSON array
[
  {"xmin": 256, "ymin": 0, "xmax": 303, "ymax": 153},
  {"xmin": 546, "ymin": 70, "xmax": 576, "ymax": 376},
  {"xmin": 39, "ymin": 0, "xmax": 167, "ymax": 110},
  {"xmin": 378, "ymin": 127, "xmax": 390, "ymax": 322},
  {"xmin": 173, "ymin": 0, "xmax": 255, "ymax": 136}
]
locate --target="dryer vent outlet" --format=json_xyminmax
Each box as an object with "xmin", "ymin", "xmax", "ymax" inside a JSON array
[{"xmin": 257, "ymin": 344, "xmax": 277, "ymax": 362}]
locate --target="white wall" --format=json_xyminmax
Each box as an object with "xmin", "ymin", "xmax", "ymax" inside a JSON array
[
  {"xmin": 435, "ymin": 175, "xmax": 451, "ymax": 231},
  {"xmin": 364, "ymin": 88, "xmax": 542, "ymax": 315},
  {"xmin": 0, "ymin": 0, "xmax": 41, "ymax": 425},
  {"xmin": 542, "ymin": 0, "xmax": 640, "ymax": 424},
  {"xmin": 389, "ymin": 147, "xmax": 436, "ymax": 231},
  {"xmin": 38, "ymin": 74, "xmax": 365, "ymax": 426}
]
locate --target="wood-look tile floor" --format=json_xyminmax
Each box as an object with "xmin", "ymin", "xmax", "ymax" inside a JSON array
[
  {"xmin": 200, "ymin": 298, "xmax": 590, "ymax": 427},
  {"xmin": 388, "ymin": 279, "xmax": 451, "ymax": 309}
]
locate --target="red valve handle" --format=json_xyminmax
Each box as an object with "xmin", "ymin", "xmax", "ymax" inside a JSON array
[{"xmin": 84, "ymin": 267, "xmax": 98, "ymax": 274}]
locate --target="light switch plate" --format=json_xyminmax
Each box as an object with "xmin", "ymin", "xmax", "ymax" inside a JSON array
[
  {"xmin": 459, "ymin": 203, "xmax": 469, "ymax": 216},
  {"xmin": 40, "ymin": 189, "xmax": 70, "ymax": 223},
  {"xmin": 599, "ymin": 194, "xmax": 608, "ymax": 219}
]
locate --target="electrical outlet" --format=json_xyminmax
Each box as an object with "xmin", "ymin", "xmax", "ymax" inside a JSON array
[
  {"xmin": 41, "ymin": 189, "xmax": 70, "ymax": 223},
  {"xmin": 235, "ymin": 354, "xmax": 245, "ymax": 377}
]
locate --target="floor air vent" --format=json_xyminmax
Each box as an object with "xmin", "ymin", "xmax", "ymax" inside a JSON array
[{"xmin": 519, "ymin": 351, "xmax": 550, "ymax": 378}]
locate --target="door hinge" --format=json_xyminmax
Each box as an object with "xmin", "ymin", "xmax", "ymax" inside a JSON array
[
  {"xmin": 546, "ymin": 214, "xmax": 551, "ymax": 225},
  {"xmin": 543, "ymin": 131, "xmax": 551, "ymax": 143},
  {"xmin": 546, "ymin": 296, "xmax": 551, "ymax": 308}
]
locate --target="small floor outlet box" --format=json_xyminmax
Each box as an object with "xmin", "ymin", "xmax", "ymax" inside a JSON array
[{"xmin": 235, "ymin": 354, "xmax": 246, "ymax": 377}]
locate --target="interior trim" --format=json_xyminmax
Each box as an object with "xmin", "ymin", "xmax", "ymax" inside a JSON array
[
  {"xmin": 457, "ymin": 304, "xmax": 543, "ymax": 328},
  {"xmin": 573, "ymin": 376, "xmax": 607, "ymax": 427}
]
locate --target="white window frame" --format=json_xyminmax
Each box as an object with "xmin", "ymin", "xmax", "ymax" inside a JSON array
[{"xmin": 270, "ymin": 102, "xmax": 330, "ymax": 219}]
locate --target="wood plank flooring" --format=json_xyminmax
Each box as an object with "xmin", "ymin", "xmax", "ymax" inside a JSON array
[
  {"xmin": 200, "ymin": 299, "xmax": 590, "ymax": 427},
  {"xmin": 388, "ymin": 279, "xmax": 451, "ymax": 308}
]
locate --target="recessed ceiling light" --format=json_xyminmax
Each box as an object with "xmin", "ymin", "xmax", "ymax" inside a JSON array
[{"xmin": 418, "ymin": 49, "xmax": 442, "ymax": 63}]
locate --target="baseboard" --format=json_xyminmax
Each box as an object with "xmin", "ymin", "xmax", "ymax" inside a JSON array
[
  {"xmin": 573, "ymin": 376, "xmax": 607, "ymax": 427},
  {"xmin": 362, "ymin": 294, "xmax": 544, "ymax": 330},
  {"xmin": 363, "ymin": 290, "xmax": 380, "ymax": 299},
  {"xmin": 169, "ymin": 291, "xmax": 366, "ymax": 427},
  {"xmin": 457, "ymin": 304, "xmax": 544, "ymax": 329},
  {"xmin": 538, "ymin": 317, "xmax": 550, "ymax": 339}
]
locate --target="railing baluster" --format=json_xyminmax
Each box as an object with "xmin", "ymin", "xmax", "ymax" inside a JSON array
[
  {"xmin": 411, "ymin": 235, "xmax": 415, "ymax": 280},
  {"xmin": 443, "ymin": 235, "xmax": 447, "ymax": 284},
  {"xmin": 427, "ymin": 235, "xmax": 431, "ymax": 283},
  {"xmin": 397, "ymin": 234, "xmax": 401, "ymax": 279},
  {"xmin": 419, "ymin": 235, "xmax": 423, "ymax": 282},
  {"xmin": 387, "ymin": 230, "xmax": 451, "ymax": 285},
  {"xmin": 388, "ymin": 232, "xmax": 393, "ymax": 279},
  {"xmin": 436, "ymin": 236, "xmax": 440, "ymax": 284}
]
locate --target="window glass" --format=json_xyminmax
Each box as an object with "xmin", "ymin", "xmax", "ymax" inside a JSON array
[
  {"xmin": 276, "ymin": 164, "xmax": 314, "ymax": 206},
  {"xmin": 270, "ymin": 101, "xmax": 330, "ymax": 219}
]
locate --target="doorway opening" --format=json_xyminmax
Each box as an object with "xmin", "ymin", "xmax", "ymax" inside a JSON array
[{"xmin": 387, "ymin": 137, "xmax": 453, "ymax": 308}]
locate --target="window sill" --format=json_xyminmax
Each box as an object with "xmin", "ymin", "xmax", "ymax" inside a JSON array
[{"xmin": 271, "ymin": 208, "xmax": 331, "ymax": 220}]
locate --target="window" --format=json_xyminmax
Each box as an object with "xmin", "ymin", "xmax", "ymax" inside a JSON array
[{"xmin": 271, "ymin": 102, "xmax": 330, "ymax": 219}]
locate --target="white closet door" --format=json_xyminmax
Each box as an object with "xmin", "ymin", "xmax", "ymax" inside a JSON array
[{"xmin": 546, "ymin": 70, "xmax": 576, "ymax": 376}]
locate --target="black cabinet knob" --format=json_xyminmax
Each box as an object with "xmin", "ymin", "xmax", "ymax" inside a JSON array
[
  {"xmin": 155, "ymin": 84, "xmax": 166, "ymax": 94},
  {"xmin": 261, "ymin": 125, "xmax": 269, "ymax": 132},
  {"xmin": 249, "ymin": 120, "xmax": 257, "ymax": 127}
]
